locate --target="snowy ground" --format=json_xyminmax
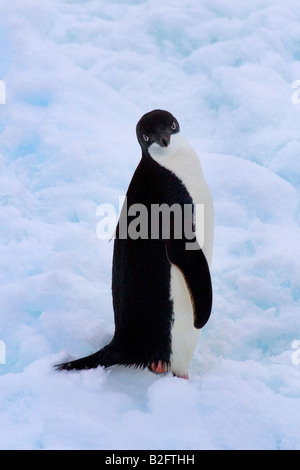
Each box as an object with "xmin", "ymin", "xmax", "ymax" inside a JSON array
[{"xmin": 0, "ymin": 0, "xmax": 300, "ymax": 450}]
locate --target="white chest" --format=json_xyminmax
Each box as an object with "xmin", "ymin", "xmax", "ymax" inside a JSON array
[
  {"xmin": 149, "ymin": 132, "xmax": 214, "ymax": 266},
  {"xmin": 149, "ymin": 133, "xmax": 214, "ymax": 377}
]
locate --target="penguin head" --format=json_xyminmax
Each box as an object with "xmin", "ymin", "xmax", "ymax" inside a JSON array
[{"xmin": 136, "ymin": 109, "xmax": 180, "ymax": 154}]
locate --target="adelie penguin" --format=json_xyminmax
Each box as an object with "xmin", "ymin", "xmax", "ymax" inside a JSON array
[{"xmin": 56, "ymin": 109, "xmax": 214, "ymax": 379}]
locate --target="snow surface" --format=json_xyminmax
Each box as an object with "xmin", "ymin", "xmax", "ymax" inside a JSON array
[{"xmin": 0, "ymin": 0, "xmax": 300, "ymax": 450}]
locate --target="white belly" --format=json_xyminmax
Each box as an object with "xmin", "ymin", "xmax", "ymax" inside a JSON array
[
  {"xmin": 169, "ymin": 265, "xmax": 201, "ymax": 377},
  {"xmin": 149, "ymin": 132, "xmax": 214, "ymax": 377}
]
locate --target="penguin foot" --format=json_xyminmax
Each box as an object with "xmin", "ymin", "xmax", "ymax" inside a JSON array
[
  {"xmin": 173, "ymin": 373, "xmax": 189, "ymax": 379},
  {"xmin": 150, "ymin": 361, "xmax": 167, "ymax": 374}
]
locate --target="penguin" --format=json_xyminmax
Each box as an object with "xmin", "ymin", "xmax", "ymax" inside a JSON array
[{"xmin": 56, "ymin": 109, "xmax": 214, "ymax": 379}]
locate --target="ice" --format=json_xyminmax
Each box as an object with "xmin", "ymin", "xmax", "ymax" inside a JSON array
[{"xmin": 0, "ymin": 0, "xmax": 300, "ymax": 450}]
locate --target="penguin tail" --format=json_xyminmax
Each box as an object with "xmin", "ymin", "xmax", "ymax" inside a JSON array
[{"xmin": 55, "ymin": 343, "xmax": 118, "ymax": 372}]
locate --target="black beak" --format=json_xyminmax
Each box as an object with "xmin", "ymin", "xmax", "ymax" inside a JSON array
[{"xmin": 159, "ymin": 134, "xmax": 170, "ymax": 147}]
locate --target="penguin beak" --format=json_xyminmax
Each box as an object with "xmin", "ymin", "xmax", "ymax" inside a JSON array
[{"xmin": 158, "ymin": 134, "xmax": 170, "ymax": 148}]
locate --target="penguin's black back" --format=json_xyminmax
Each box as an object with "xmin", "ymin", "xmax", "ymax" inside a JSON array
[{"xmin": 111, "ymin": 154, "xmax": 193, "ymax": 369}]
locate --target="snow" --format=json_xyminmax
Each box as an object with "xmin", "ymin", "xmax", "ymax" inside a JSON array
[{"xmin": 0, "ymin": 0, "xmax": 300, "ymax": 450}]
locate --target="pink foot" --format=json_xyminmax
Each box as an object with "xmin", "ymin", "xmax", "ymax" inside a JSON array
[{"xmin": 150, "ymin": 361, "xmax": 167, "ymax": 374}]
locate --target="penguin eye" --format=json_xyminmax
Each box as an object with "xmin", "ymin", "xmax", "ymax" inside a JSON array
[
  {"xmin": 143, "ymin": 134, "xmax": 149, "ymax": 142},
  {"xmin": 171, "ymin": 122, "xmax": 177, "ymax": 131}
]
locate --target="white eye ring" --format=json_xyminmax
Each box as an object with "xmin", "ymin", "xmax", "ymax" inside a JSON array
[
  {"xmin": 171, "ymin": 122, "xmax": 177, "ymax": 131},
  {"xmin": 143, "ymin": 134, "xmax": 149, "ymax": 142}
]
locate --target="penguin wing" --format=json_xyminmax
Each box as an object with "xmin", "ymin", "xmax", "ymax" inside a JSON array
[{"xmin": 166, "ymin": 238, "xmax": 213, "ymax": 329}]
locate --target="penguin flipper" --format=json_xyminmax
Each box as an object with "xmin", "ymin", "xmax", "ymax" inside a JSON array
[
  {"xmin": 55, "ymin": 343, "xmax": 118, "ymax": 371},
  {"xmin": 166, "ymin": 238, "xmax": 213, "ymax": 329}
]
